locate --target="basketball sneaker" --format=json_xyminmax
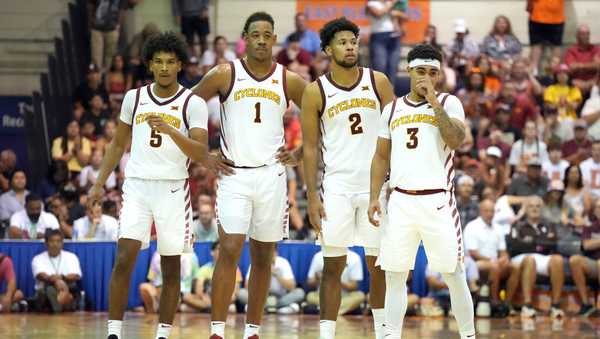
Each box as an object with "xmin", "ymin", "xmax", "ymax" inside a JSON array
[
  {"xmin": 107, "ymin": 335, "xmax": 119, "ymax": 339},
  {"xmin": 520, "ymin": 305, "xmax": 536, "ymax": 319},
  {"xmin": 550, "ymin": 305, "xmax": 564, "ymax": 320},
  {"xmin": 209, "ymin": 335, "xmax": 223, "ymax": 339}
]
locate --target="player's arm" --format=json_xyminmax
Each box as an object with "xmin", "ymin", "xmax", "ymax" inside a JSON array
[
  {"xmin": 145, "ymin": 118, "xmax": 208, "ymax": 163},
  {"xmin": 276, "ymin": 70, "xmax": 308, "ymax": 165},
  {"xmin": 373, "ymin": 70, "xmax": 395, "ymax": 108},
  {"xmin": 191, "ymin": 63, "xmax": 231, "ymax": 101},
  {"xmin": 420, "ymin": 78, "xmax": 465, "ymax": 149}
]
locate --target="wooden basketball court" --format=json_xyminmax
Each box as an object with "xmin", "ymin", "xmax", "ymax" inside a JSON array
[{"xmin": 2, "ymin": 313, "xmax": 600, "ymax": 338}]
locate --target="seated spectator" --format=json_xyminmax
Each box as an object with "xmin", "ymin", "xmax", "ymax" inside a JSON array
[
  {"xmin": 0, "ymin": 150, "xmax": 17, "ymax": 193},
  {"xmin": 201, "ymin": 36, "xmax": 236, "ymax": 75},
  {"xmin": 542, "ymin": 180, "xmax": 576, "ymax": 226},
  {"xmin": 565, "ymin": 24, "xmax": 600, "ymax": 94},
  {"xmin": 492, "ymin": 105, "xmax": 521, "ymax": 144},
  {"xmin": 83, "ymin": 95, "xmax": 111, "ymax": 137},
  {"xmin": 72, "ymin": 200, "xmax": 118, "ymax": 240},
  {"xmin": 542, "ymin": 142, "xmax": 569, "ymax": 181},
  {"xmin": 475, "ymin": 55, "xmax": 502, "ymax": 100},
  {"xmin": 187, "ymin": 241, "xmax": 241, "ymax": 313},
  {"xmin": 491, "ymin": 81, "xmax": 539, "ymax": 131},
  {"xmin": 105, "ymin": 54, "xmax": 130, "ymax": 107},
  {"xmin": 509, "ymin": 120, "xmax": 548, "ymax": 174},
  {"xmin": 0, "ymin": 253, "xmax": 24, "ymax": 312},
  {"xmin": 94, "ymin": 119, "xmax": 117, "ymax": 153},
  {"xmin": 305, "ymin": 250, "xmax": 364, "ymax": 315},
  {"xmin": 568, "ymin": 199, "xmax": 600, "ymax": 317},
  {"xmin": 31, "ymin": 230, "xmax": 82, "ymax": 313},
  {"xmin": 544, "ymin": 64, "xmax": 583, "ymax": 122},
  {"xmin": 464, "ymin": 200, "xmax": 511, "ymax": 312},
  {"xmin": 561, "ymin": 120, "xmax": 591, "ymax": 165},
  {"xmin": 79, "ymin": 149, "xmax": 117, "ymax": 191},
  {"xmin": 240, "ymin": 247, "xmax": 305, "ymax": 314},
  {"xmin": 506, "ymin": 196, "xmax": 565, "ymax": 319},
  {"xmin": 509, "ymin": 57, "xmax": 543, "ymax": 101},
  {"xmin": 446, "ymin": 18, "xmax": 480, "ymax": 76},
  {"xmin": 72, "ymin": 64, "xmax": 109, "ymax": 114},
  {"xmin": 288, "ymin": 13, "xmax": 321, "ymax": 56},
  {"xmin": 507, "ymin": 158, "xmax": 549, "ymax": 197},
  {"xmin": 9, "ymin": 194, "xmax": 59, "ymax": 239},
  {"xmin": 456, "ymin": 175, "xmax": 479, "ymax": 227},
  {"xmin": 477, "ymin": 129, "xmax": 511, "ymax": 161},
  {"xmin": 193, "ymin": 201, "xmax": 217, "ymax": 242},
  {"xmin": 581, "ymin": 76, "xmax": 600, "ymax": 140},
  {"xmin": 563, "ymin": 164, "xmax": 592, "ymax": 222},
  {"xmin": 47, "ymin": 196, "xmax": 73, "ymax": 239},
  {"xmin": 457, "ymin": 70, "xmax": 492, "ymax": 124},
  {"xmin": 0, "ymin": 170, "xmax": 28, "ymax": 224},
  {"xmin": 480, "ymin": 147, "xmax": 509, "ymax": 200},
  {"xmin": 481, "ymin": 15, "xmax": 522, "ymax": 63},
  {"xmin": 425, "ymin": 256, "xmax": 479, "ymax": 314},
  {"xmin": 580, "ymin": 140, "xmax": 600, "ymax": 199},
  {"xmin": 276, "ymin": 32, "xmax": 312, "ymax": 81},
  {"xmin": 179, "ymin": 56, "xmax": 203, "ymax": 89},
  {"xmin": 138, "ymin": 251, "xmax": 200, "ymax": 313},
  {"xmin": 51, "ymin": 120, "xmax": 92, "ymax": 174}
]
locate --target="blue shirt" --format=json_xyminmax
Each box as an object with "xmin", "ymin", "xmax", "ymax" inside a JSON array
[{"xmin": 288, "ymin": 30, "xmax": 321, "ymax": 56}]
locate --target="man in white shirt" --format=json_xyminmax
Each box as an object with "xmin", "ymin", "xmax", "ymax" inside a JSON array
[
  {"xmin": 79, "ymin": 149, "xmax": 116, "ymax": 191},
  {"xmin": 542, "ymin": 143, "xmax": 569, "ymax": 182},
  {"xmin": 463, "ymin": 199, "xmax": 512, "ymax": 312},
  {"xmin": 240, "ymin": 247, "xmax": 305, "ymax": 314},
  {"xmin": 580, "ymin": 140, "xmax": 600, "ymax": 199},
  {"xmin": 73, "ymin": 200, "xmax": 118, "ymax": 241},
  {"xmin": 305, "ymin": 250, "xmax": 365, "ymax": 315},
  {"xmin": 9, "ymin": 194, "xmax": 59, "ymax": 239},
  {"xmin": 31, "ymin": 229, "xmax": 82, "ymax": 312}
]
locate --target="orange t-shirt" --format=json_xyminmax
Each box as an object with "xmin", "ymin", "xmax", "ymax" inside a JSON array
[{"xmin": 530, "ymin": 0, "xmax": 565, "ymax": 24}]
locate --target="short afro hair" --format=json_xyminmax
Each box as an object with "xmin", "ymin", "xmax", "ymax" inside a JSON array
[
  {"xmin": 243, "ymin": 12, "xmax": 275, "ymax": 34},
  {"xmin": 407, "ymin": 44, "xmax": 443, "ymax": 64},
  {"xmin": 142, "ymin": 31, "xmax": 188, "ymax": 66},
  {"xmin": 319, "ymin": 17, "xmax": 359, "ymax": 52}
]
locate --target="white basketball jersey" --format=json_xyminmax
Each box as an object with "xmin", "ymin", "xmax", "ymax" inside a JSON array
[
  {"xmin": 120, "ymin": 83, "xmax": 208, "ymax": 180},
  {"xmin": 379, "ymin": 93, "xmax": 466, "ymax": 191},
  {"xmin": 219, "ymin": 59, "xmax": 288, "ymax": 167},
  {"xmin": 318, "ymin": 68, "xmax": 381, "ymax": 194}
]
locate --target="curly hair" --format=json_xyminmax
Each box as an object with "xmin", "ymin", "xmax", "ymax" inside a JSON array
[
  {"xmin": 319, "ymin": 17, "xmax": 359, "ymax": 52},
  {"xmin": 142, "ymin": 31, "xmax": 188, "ymax": 65},
  {"xmin": 243, "ymin": 12, "xmax": 274, "ymax": 34},
  {"xmin": 407, "ymin": 44, "xmax": 443, "ymax": 64}
]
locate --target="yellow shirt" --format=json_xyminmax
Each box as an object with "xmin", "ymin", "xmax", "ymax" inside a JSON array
[
  {"xmin": 51, "ymin": 137, "xmax": 92, "ymax": 172},
  {"xmin": 544, "ymin": 84, "xmax": 582, "ymax": 121}
]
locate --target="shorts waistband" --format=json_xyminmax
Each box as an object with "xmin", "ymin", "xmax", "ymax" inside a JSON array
[
  {"xmin": 226, "ymin": 163, "xmax": 267, "ymax": 169},
  {"xmin": 394, "ymin": 188, "xmax": 446, "ymax": 195}
]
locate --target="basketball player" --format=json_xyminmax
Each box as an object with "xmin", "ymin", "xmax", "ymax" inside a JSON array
[
  {"xmin": 301, "ymin": 17, "xmax": 394, "ymax": 339},
  {"xmin": 89, "ymin": 32, "xmax": 209, "ymax": 339},
  {"xmin": 192, "ymin": 12, "xmax": 306, "ymax": 339},
  {"xmin": 369, "ymin": 44, "xmax": 475, "ymax": 338}
]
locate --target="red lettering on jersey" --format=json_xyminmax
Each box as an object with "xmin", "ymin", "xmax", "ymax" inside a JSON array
[
  {"xmin": 171, "ymin": 106, "xmax": 179, "ymax": 110},
  {"xmin": 362, "ymin": 85, "xmax": 370, "ymax": 91}
]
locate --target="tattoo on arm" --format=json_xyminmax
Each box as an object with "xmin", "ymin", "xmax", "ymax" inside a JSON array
[{"xmin": 434, "ymin": 105, "xmax": 465, "ymax": 150}]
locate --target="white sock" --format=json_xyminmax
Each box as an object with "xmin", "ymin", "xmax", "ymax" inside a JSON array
[
  {"xmin": 107, "ymin": 320, "xmax": 122, "ymax": 339},
  {"xmin": 441, "ymin": 268, "xmax": 476, "ymax": 338},
  {"xmin": 372, "ymin": 308, "xmax": 385, "ymax": 339},
  {"xmin": 319, "ymin": 320, "xmax": 336, "ymax": 339},
  {"xmin": 384, "ymin": 271, "xmax": 409, "ymax": 339},
  {"xmin": 210, "ymin": 321, "xmax": 225, "ymax": 337},
  {"xmin": 155, "ymin": 323, "xmax": 172, "ymax": 339},
  {"xmin": 242, "ymin": 323, "xmax": 260, "ymax": 339}
]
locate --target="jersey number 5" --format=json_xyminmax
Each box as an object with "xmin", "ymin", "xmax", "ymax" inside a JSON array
[
  {"xmin": 150, "ymin": 129, "xmax": 162, "ymax": 147},
  {"xmin": 349, "ymin": 113, "xmax": 363, "ymax": 135},
  {"xmin": 406, "ymin": 128, "xmax": 419, "ymax": 149}
]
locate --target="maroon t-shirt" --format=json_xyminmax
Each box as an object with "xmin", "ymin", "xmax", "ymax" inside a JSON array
[
  {"xmin": 0, "ymin": 254, "xmax": 15, "ymax": 284},
  {"xmin": 582, "ymin": 223, "xmax": 600, "ymax": 260}
]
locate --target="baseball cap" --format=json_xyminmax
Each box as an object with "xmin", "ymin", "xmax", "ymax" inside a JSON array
[
  {"xmin": 574, "ymin": 119, "xmax": 587, "ymax": 129},
  {"xmin": 454, "ymin": 18, "xmax": 467, "ymax": 34},
  {"xmin": 486, "ymin": 146, "xmax": 502, "ymax": 158},
  {"xmin": 188, "ymin": 56, "xmax": 199, "ymax": 65},
  {"xmin": 548, "ymin": 180, "xmax": 565, "ymax": 192}
]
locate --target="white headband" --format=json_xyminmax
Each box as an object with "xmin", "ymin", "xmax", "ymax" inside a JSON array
[{"xmin": 408, "ymin": 58, "xmax": 441, "ymax": 70}]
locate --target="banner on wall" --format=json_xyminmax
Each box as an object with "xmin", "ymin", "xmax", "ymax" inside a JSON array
[
  {"xmin": 0, "ymin": 96, "xmax": 31, "ymax": 169},
  {"xmin": 296, "ymin": 0, "xmax": 430, "ymax": 44}
]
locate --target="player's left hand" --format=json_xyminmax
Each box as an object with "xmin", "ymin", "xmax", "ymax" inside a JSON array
[
  {"xmin": 147, "ymin": 115, "xmax": 174, "ymax": 135},
  {"xmin": 368, "ymin": 200, "xmax": 382, "ymax": 227},
  {"xmin": 276, "ymin": 146, "xmax": 301, "ymax": 166},
  {"xmin": 206, "ymin": 152, "xmax": 235, "ymax": 176}
]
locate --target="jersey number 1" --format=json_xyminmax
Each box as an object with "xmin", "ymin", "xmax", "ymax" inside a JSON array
[
  {"xmin": 150, "ymin": 130, "xmax": 162, "ymax": 147},
  {"xmin": 254, "ymin": 102, "xmax": 261, "ymax": 123}
]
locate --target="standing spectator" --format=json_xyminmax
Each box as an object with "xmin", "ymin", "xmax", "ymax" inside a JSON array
[
  {"xmin": 507, "ymin": 158, "xmax": 549, "ymax": 198},
  {"xmin": 172, "ymin": 0, "xmax": 210, "ymax": 56},
  {"xmin": 305, "ymin": 250, "xmax": 365, "ymax": 315},
  {"xmin": 200, "ymin": 36, "xmax": 236, "ymax": 75},
  {"xmin": 0, "ymin": 253, "xmax": 24, "ymax": 312},
  {"xmin": 568, "ymin": 199, "xmax": 600, "ymax": 317},
  {"xmin": 506, "ymin": 197, "xmax": 565, "ymax": 319},
  {"xmin": 31, "ymin": 230, "xmax": 82, "ymax": 313},
  {"xmin": 561, "ymin": 120, "xmax": 591, "ymax": 165},
  {"xmin": 89, "ymin": 0, "xmax": 127, "ymax": 70},
  {"xmin": 509, "ymin": 120, "xmax": 548, "ymax": 174},
  {"xmin": 105, "ymin": 54, "xmax": 130, "ymax": 107},
  {"xmin": 179, "ymin": 56, "xmax": 203, "ymax": 89},
  {"xmin": 240, "ymin": 248, "xmax": 305, "ymax": 314},
  {"xmin": 481, "ymin": 15, "xmax": 522, "ymax": 63},
  {"xmin": 563, "ymin": 164, "xmax": 592, "ymax": 221},
  {"xmin": 51, "ymin": 120, "xmax": 92, "ymax": 174},
  {"xmin": 9, "ymin": 194, "xmax": 59, "ymax": 239},
  {"xmin": 492, "ymin": 81, "xmax": 539, "ymax": 131},
  {"xmin": 366, "ymin": 0, "xmax": 403, "ymax": 81},
  {"xmin": 456, "ymin": 175, "xmax": 480, "ymax": 227},
  {"xmin": 581, "ymin": 77, "xmax": 600, "ymax": 140},
  {"xmin": 276, "ymin": 32, "xmax": 312, "ymax": 81},
  {"xmin": 72, "ymin": 200, "xmax": 119, "ymax": 240},
  {"xmin": 193, "ymin": 202, "xmax": 217, "ymax": 242},
  {"xmin": 447, "ymin": 18, "xmax": 480, "ymax": 77},
  {"xmin": 580, "ymin": 141, "xmax": 600, "ymax": 199},
  {"xmin": 542, "ymin": 142, "xmax": 569, "ymax": 181},
  {"xmin": 544, "ymin": 64, "xmax": 583, "ymax": 122},
  {"xmin": 0, "ymin": 150, "xmax": 17, "ymax": 193},
  {"xmin": 0, "ymin": 170, "xmax": 28, "ymax": 223},
  {"xmin": 288, "ymin": 13, "xmax": 321, "ymax": 56},
  {"xmin": 564, "ymin": 24, "xmax": 600, "ymax": 94},
  {"xmin": 73, "ymin": 64, "xmax": 109, "ymax": 113},
  {"xmin": 79, "ymin": 149, "xmax": 117, "ymax": 191},
  {"xmin": 526, "ymin": 0, "xmax": 565, "ymax": 75}
]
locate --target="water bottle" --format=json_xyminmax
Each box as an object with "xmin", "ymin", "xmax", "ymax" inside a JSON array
[
  {"xmin": 476, "ymin": 284, "xmax": 491, "ymax": 317},
  {"xmin": 79, "ymin": 291, "xmax": 86, "ymax": 311}
]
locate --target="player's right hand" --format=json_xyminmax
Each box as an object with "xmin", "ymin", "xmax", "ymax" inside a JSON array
[
  {"xmin": 307, "ymin": 197, "xmax": 326, "ymax": 235},
  {"xmin": 368, "ymin": 200, "xmax": 382, "ymax": 227},
  {"xmin": 206, "ymin": 152, "xmax": 235, "ymax": 177},
  {"xmin": 88, "ymin": 185, "xmax": 105, "ymax": 204}
]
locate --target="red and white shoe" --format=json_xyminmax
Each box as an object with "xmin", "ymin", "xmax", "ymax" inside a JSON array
[{"xmin": 209, "ymin": 335, "xmax": 223, "ymax": 339}]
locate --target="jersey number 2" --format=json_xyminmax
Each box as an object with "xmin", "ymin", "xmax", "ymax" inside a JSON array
[
  {"xmin": 406, "ymin": 128, "xmax": 419, "ymax": 149},
  {"xmin": 349, "ymin": 113, "xmax": 363, "ymax": 135},
  {"xmin": 150, "ymin": 129, "xmax": 162, "ymax": 147},
  {"xmin": 254, "ymin": 102, "xmax": 261, "ymax": 123}
]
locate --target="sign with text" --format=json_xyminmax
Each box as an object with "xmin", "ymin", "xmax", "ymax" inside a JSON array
[{"xmin": 0, "ymin": 96, "xmax": 31, "ymax": 169}]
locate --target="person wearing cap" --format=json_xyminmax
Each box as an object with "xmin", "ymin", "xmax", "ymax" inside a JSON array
[
  {"xmin": 564, "ymin": 24, "xmax": 600, "ymax": 94},
  {"xmin": 541, "ymin": 179, "xmax": 572, "ymax": 226},
  {"xmin": 447, "ymin": 18, "xmax": 480, "ymax": 72},
  {"xmin": 179, "ymin": 56, "xmax": 203, "ymax": 89},
  {"xmin": 542, "ymin": 141, "xmax": 569, "ymax": 181},
  {"xmin": 456, "ymin": 175, "xmax": 480, "ymax": 227},
  {"xmin": 580, "ymin": 140, "xmax": 600, "ymax": 199},
  {"xmin": 544, "ymin": 63, "xmax": 583, "ymax": 121},
  {"xmin": 480, "ymin": 146, "xmax": 508, "ymax": 195},
  {"xmin": 561, "ymin": 119, "xmax": 592, "ymax": 165},
  {"xmin": 508, "ymin": 120, "xmax": 548, "ymax": 174},
  {"xmin": 507, "ymin": 157, "xmax": 549, "ymax": 198}
]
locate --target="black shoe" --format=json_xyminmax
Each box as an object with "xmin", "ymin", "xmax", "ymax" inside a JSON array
[
  {"xmin": 107, "ymin": 335, "xmax": 119, "ymax": 339},
  {"xmin": 578, "ymin": 304, "xmax": 596, "ymax": 317},
  {"xmin": 492, "ymin": 303, "xmax": 510, "ymax": 318}
]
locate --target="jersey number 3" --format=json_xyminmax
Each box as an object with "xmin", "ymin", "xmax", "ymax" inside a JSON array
[
  {"xmin": 349, "ymin": 113, "xmax": 363, "ymax": 135},
  {"xmin": 150, "ymin": 130, "xmax": 162, "ymax": 147},
  {"xmin": 406, "ymin": 128, "xmax": 419, "ymax": 149}
]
